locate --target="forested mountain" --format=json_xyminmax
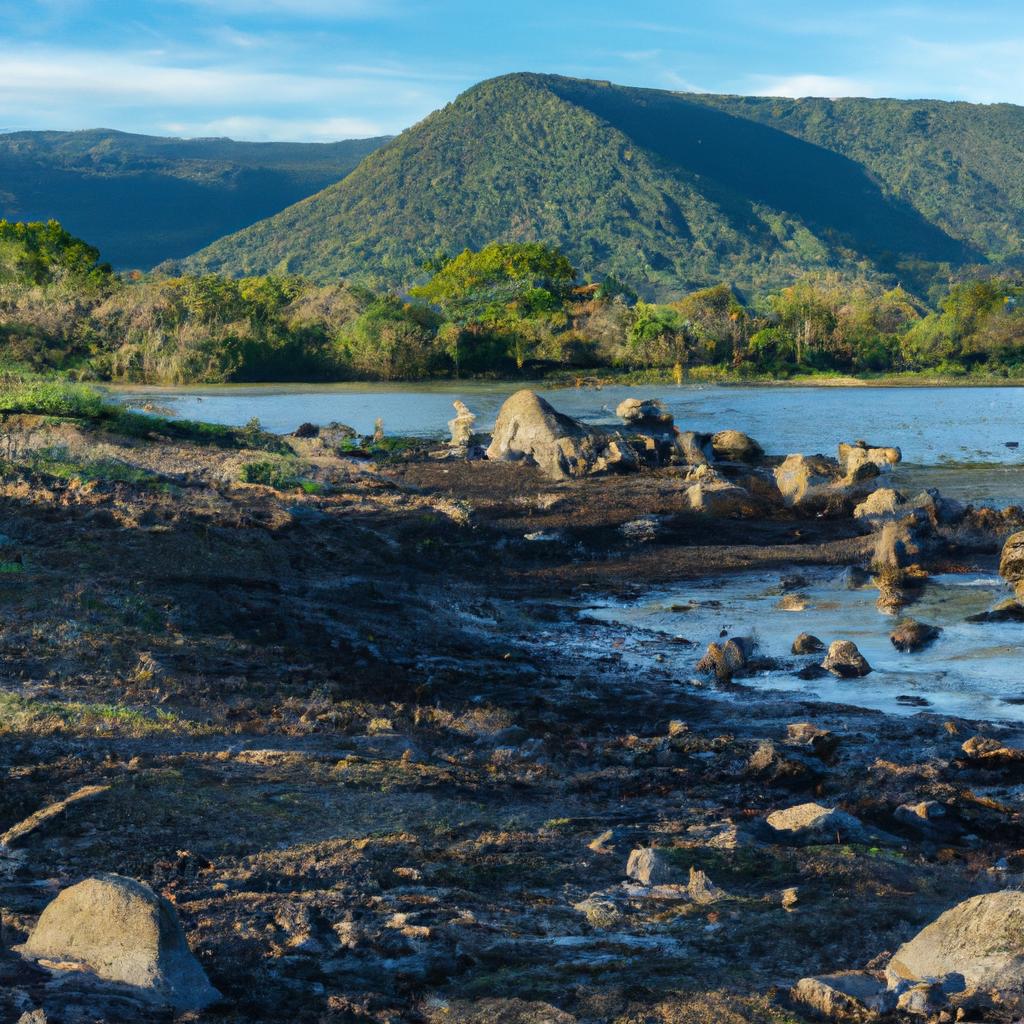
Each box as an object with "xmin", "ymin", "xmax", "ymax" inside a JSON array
[
  {"xmin": 180, "ymin": 73, "xmax": 1024, "ymax": 299},
  {"xmin": 0, "ymin": 129, "xmax": 389, "ymax": 269}
]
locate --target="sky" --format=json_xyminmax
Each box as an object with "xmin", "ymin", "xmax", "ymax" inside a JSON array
[{"xmin": 1, "ymin": 0, "xmax": 1024, "ymax": 142}]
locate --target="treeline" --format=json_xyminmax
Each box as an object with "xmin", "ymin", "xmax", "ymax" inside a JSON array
[{"xmin": 3, "ymin": 219, "xmax": 1024, "ymax": 383}]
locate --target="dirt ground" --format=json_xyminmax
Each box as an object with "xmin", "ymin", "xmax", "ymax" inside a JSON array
[{"xmin": 1, "ymin": 414, "xmax": 1023, "ymax": 1024}]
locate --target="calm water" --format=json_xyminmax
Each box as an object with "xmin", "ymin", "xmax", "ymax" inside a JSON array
[
  {"xmin": 585, "ymin": 568, "xmax": 1024, "ymax": 722},
  {"xmin": 111, "ymin": 382, "xmax": 1024, "ymax": 505}
]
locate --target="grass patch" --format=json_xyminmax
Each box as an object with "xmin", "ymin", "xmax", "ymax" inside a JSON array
[
  {"xmin": 239, "ymin": 458, "xmax": 323, "ymax": 493},
  {"xmin": 0, "ymin": 691, "xmax": 209, "ymax": 737},
  {"xmin": 7, "ymin": 445, "xmax": 169, "ymax": 489},
  {"xmin": 0, "ymin": 375, "xmax": 290, "ymax": 453},
  {"xmin": 337, "ymin": 434, "xmax": 423, "ymax": 463}
]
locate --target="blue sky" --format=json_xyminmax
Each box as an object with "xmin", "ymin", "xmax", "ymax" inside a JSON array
[{"xmin": 1, "ymin": 0, "xmax": 1023, "ymax": 141}]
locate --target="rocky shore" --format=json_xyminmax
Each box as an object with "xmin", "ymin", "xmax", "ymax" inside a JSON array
[{"xmin": 0, "ymin": 390, "xmax": 1023, "ymax": 1023}]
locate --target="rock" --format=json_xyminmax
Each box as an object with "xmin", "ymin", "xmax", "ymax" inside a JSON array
[
  {"xmin": 319, "ymin": 421, "xmax": 358, "ymax": 446},
  {"xmin": 573, "ymin": 897, "xmax": 621, "ymax": 928},
  {"xmin": 625, "ymin": 847, "xmax": 675, "ymax": 886},
  {"xmin": 894, "ymin": 800, "xmax": 948, "ymax": 832},
  {"xmin": 615, "ymin": 398, "xmax": 672, "ymax": 428},
  {"xmin": 685, "ymin": 477, "xmax": 751, "ymax": 516},
  {"xmin": 1000, "ymin": 531, "xmax": 1024, "ymax": 600},
  {"xmin": 854, "ymin": 487, "xmax": 906, "ymax": 522},
  {"xmin": 822, "ymin": 640, "xmax": 872, "ymax": 678},
  {"xmin": 792, "ymin": 971, "xmax": 894, "ymax": 1020},
  {"xmin": 448, "ymin": 400, "xmax": 477, "ymax": 446},
  {"xmin": 766, "ymin": 802, "xmax": 864, "ymax": 844},
  {"xmin": 890, "ymin": 620, "xmax": 942, "ymax": 652},
  {"xmin": 293, "ymin": 421, "xmax": 319, "ymax": 438},
  {"xmin": 781, "ymin": 886, "xmax": 800, "ymax": 912},
  {"xmin": 872, "ymin": 510, "xmax": 937, "ymax": 572},
  {"xmin": 967, "ymin": 598, "xmax": 1024, "ymax": 623},
  {"xmin": 674, "ymin": 430, "xmax": 714, "ymax": 466},
  {"xmin": 687, "ymin": 866, "xmax": 725, "ymax": 904},
  {"xmin": 696, "ymin": 636, "xmax": 755, "ymax": 680},
  {"xmin": 15, "ymin": 874, "xmax": 219, "ymax": 1012},
  {"xmin": 885, "ymin": 891, "xmax": 1024, "ymax": 1007},
  {"xmin": 711, "ymin": 430, "xmax": 763, "ymax": 463},
  {"xmin": 961, "ymin": 735, "xmax": 1024, "ymax": 766},
  {"xmin": 792, "ymin": 632, "xmax": 826, "ymax": 655},
  {"xmin": 911, "ymin": 488, "xmax": 967, "ymax": 527},
  {"xmin": 485, "ymin": 390, "xmax": 587, "ymax": 470},
  {"xmin": 839, "ymin": 440, "xmax": 902, "ymax": 471},
  {"xmin": 423, "ymin": 998, "xmax": 577, "ymax": 1024},
  {"xmin": 774, "ymin": 453, "xmax": 879, "ymax": 513},
  {"xmin": 786, "ymin": 722, "xmax": 840, "ymax": 761},
  {"xmin": 746, "ymin": 740, "xmax": 818, "ymax": 786}
]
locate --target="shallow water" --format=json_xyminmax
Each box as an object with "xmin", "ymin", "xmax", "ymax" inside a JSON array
[
  {"xmin": 110, "ymin": 381, "xmax": 1024, "ymax": 504},
  {"xmin": 585, "ymin": 567, "xmax": 1024, "ymax": 722}
]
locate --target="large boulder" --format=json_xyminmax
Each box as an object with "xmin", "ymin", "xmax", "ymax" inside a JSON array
[
  {"xmin": 674, "ymin": 430, "xmax": 714, "ymax": 466},
  {"xmin": 839, "ymin": 440, "xmax": 902, "ymax": 473},
  {"xmin": 625, "ymin": 847, "xmax": 675, "ymax": 886},
  {"xmin": 683, "ymin": 466, "xmax": 750, "ymax": 515},
  {"xmin": 885, "ymin": 891, "xmax": 1024, "ymax": 1005},
  {"xmin": 854, "ymin": 487, "xmax": 906, "ymax": 523},
  {"xmin": 16, "ymin": 874, "xmax": 219, "ymax": 1012},
  {"xmin": 615, "ymin": 397, "xmax": 673, "ymax": 429},
  {"xmin": 711, "ymin": 430, "xmax": 763, "ymax": 463},
  {"xmin": 774, "ymin": 453, "xmax": 879, "ymax": 513},
  {"xmin": 1000, "ymin": 532, "xmax": 1024, "ymax": 600},
  {"xmin": 792, "ymin": 972, "xmax": 894, "ymax": 1020},
  {"xmin": 766, "ymin": 802, "xmax": 865, "ymax": 844},
  {"xmin": 822, "ymin": 640, "xmax": 872, "ymax": 677},
  {"xmin": 890, "ymin": 619, "xmax": 941, "ymax": 652}
]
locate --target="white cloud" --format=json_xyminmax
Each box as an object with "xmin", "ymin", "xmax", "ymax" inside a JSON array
[
  {"xmin": 160, "ymin": 114, "xmax": 386, "ymax": 140},
  {"xmin": 747, "ymin": 73, "xmax": 878, "ymax": 99}
]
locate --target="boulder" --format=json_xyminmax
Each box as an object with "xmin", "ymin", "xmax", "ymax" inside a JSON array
[
  {"xmin": 839, "ymin": 440, "xmax": 902, "ymax": 472},
  {"xmin": 448, "ymin": 400, "xmax": 477, "ymax": 446},
  {"xmin": 960, "ymin": 735, "xmax": 1024, "ymax": 766},
  {"xmin": 625, "ymin": 847, "xmax": 675, "ymax": 886},
  {"xmin": 15, "ymin": 874, "xmax": 219, "ymax": 1012},
  {"xmin": 774, "ymin": 453, "xmax": 879, "ymax": 513},
  {"xmin": 711, "ymin": 430, "xmax": 763, "ymax": 463},
  {"xmin": 822, "ymin": 640, "xmax": 872, "ymax": 678},
  {"xmin": 766, "ymin": 802, "xmax": 864, "ymax": 844},
  {"xmin": 696, "ymin": 636, "xmax": 755, "ymax": 680},
  {"xmin": 854, "ymin": 487, "xmax": 906, "ymax": 522},
  {"xmin": 792, "ymin": 632, "xmax": 826, "ymax": 655},
  {"xmin": 791, "ymin": 972, "xmax": 894, "ymax": 1020},
  {"xmin": 1000, "ymin": 531, "xmax": 1024, "ymax": 601},
  {"xmin": 885, "ymin": 891, "xmax": 1024, "ymax": 1006},
  {"xmin": 911, "ymin": 488, "xmax": 967, "ymax": 527},
  {"xmin": 687, "ymin": 866, "xmax": 725, "ymax": 904},
  {"xmin": 685, "ymin": 473, "xmax": 750, "ymax": 515},
  {"xmin": 890, "ymin": 620, "xmax": 941, "ymax": 652},
  {"xmin": 786, "ymin": 722, "xmax": 840, "ymax": 761},
  {"xmin": 674, "ymin": 430, "xmax": 714, "ymax": 466},
  {"xmin": 894, "ymin": 800, "xmax": 948, "ymax": 833},
  {"xmin": 967, "ymin": 598, "xmax": 1024, "ymax": 623},
  {"xmin": 615, "ymin": 398, "xmax": 672, "ymax": 428},
  {"xmin": 872, "ymin": 511, "xmax": 937, "ymax": 572}
]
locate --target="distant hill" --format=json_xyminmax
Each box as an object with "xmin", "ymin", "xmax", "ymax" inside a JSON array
[
  {"xmin": 0, "ymin": 129, "xmax": 389, "ymax": 269},
  {"xmin": 180, "ymin": 73, "xmax": 1024, "ymax": 299}
]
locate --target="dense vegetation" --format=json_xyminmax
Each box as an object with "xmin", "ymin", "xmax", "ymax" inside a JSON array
[
  {"xmin": 181, "ymin": 73, "xmax": 1021, "ymax": 299},
  {"xmin": 5, "ymin": 221, "xmax": 1024, "ymax": 384},
  {"xmin": 0, "ymin": 129, "xmax": 388, "ymax": 270}
]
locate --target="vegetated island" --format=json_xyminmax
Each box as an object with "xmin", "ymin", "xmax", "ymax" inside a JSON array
[
  {"xmin": 4, "ymin": 219, "xmax": 1024, "ymax": 387},
  {"xmin": 1, "ymin": 370, "xmax": 1024, "ymax": 1021}
]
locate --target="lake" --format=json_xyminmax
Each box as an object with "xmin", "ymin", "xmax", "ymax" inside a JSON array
[{"xmin": 109, "ymin": 381, "xmax": 1024, "ymax": 505}]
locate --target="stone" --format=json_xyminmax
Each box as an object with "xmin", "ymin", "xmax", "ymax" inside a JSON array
[
  {"xmin": 960, "ymin": 735, "xmax": 1024, "ymax": 766},
  {"xmin": 685, "ymin": 478, "xmax": 750, "ymax": 516},
  {"xmin": 674, "ymin": 430, "xmax": 714, "ymax": 466},
  {"xmin": 486, "ymin": 390, "xmax": 587, "ymax": 469},
  {"xmin": 615, "ymin": 397, "xmax": 672, "ymax": 428},
  {"xmin": 781, "ymin": 886, "xmax": 800, "ymax": 912},
  {"xmin": 774, "ymin": 453, "xmax": 878, "ymax": 513},
  {"xmin": 911, "ymin": 488, "xmax": 967, "ymax": 527},
  {"xmin": 448, "ymin": 400, "xmax": 476, "ymax": 446},
  {"xmin": 894, "ymin": 800, "xmax": 947, "ymax": 832},
  {"xmin": 686, "ymin": 866, "xmax": 724, "ymax": 904},
  {"xmin": 786, "ymin": 722, "xmax": 840, "ymax": 761},
  {"xmin": 854, "ymin": 487, "xmax": 906, "ymax": 522},
  {"xmin": 890, "ymin": 620, "xmax": 942, "ymax": 652},
  {"xmin": 791, "ymin": 971, "xmax": 894, "ymax": 1020},
  {"xmin": 16, "ymin": 874, "xmax": 219, "ymax": 1012},
  {"xmin": 822, "ymin": 640, "xmax": 872, "ymax": 678},
  {"xmin": 792, "ymin": 632, "xmax": 826, "ymax": 655},
  {"xmin": 967, "ymin": 598, "xmax": 1024, "ymax": 623},
  {"xmin": 839, "ymin": 440, "xmax": 902, "ymax": 471},
  {"xmin": 625, "ymin": 847, "xmax": 675, "ymax": 886},
  {"xmin": 766, "ymin": 802, "xmax": 864, "ymax": 844},
  {"xmin": 711, "ymin": 430, "xmax": 763, "ymax": 463},
  {"xmin": 696, "ymin": 636, "xmax": 755, "ymax": 680},
  {"xmin": 573, "ymin": 897, "xmax": 621, "ymax": 928},
  {"xmin": 885, "ymin": 891, "xmax": 1024, "ymax": 1006},
  {"xmin": 999, "ymin": 531, "xmax": 1024, "ymax": 601}
]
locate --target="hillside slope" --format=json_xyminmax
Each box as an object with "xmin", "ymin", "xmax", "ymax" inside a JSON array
[
  {"xmin": 181, "ymin": 73, "xmax": 997, "ymax": 298},
  {"xmin": 0, "ymin": 129, "xmax": 389, "ymax": 269}
]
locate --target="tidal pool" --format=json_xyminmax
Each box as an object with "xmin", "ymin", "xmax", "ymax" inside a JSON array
[{"xmin": 585, "ymin": 567, "xmax": 1024, "ymax": 722}]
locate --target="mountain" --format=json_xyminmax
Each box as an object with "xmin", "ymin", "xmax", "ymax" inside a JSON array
[
  {"xmin": 179, "ymin": 73, "xmax": 1024, "ymax": 299},
  {"xmin": 0, "ymin": 129, "xmax": 390, "ymax": 269}
]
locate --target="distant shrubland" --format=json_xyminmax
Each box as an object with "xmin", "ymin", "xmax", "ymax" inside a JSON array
[{"xmin": 4, "ymin": 219, "xmax": 1024, "ymax": 384}]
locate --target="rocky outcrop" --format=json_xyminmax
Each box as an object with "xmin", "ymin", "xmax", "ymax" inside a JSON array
[
  {"xmin": 615, "ymin": 398, "xmax": 672, "ymax": 428},
  {"xmin": 765, "ymin": 802, "xmax": 864, "ymax": 844},
  {"xmin": 485, "ymin": 390, "xmax": 636, "ymax": 480},
  {"xmin": 696, "ymin": 636, "xmax": 755, "ymax": 680},
  {"xmin": 886, "ymin": 891, "xmax": 1024, "ymax": 1008},
  {"xmin": 1000, "ymin": 531, "xmax": 1024, "ymax": 600},
  {"xmin": 625, "ymin": 847, "xmax": 675, "ymax": 885},
  {"xmin": 448, "ymin": 400, "xmax": 476, "ymax": 446},
  {"xmin": 791, "ymin": 972, "xmax": 893, "ymax": 1020},
  {"xmin": 683, "ymin": 465, "xmax": 751, "ymax": 515},
  {"xmin": 960, "ymin": 735, "xmax": 1024, "ymax": 766},
  {"xmin": 853, "ymin": 487, "xmax": 906, "ymax": 522},
  {"xmin": 674, "ymin": 430, "xmax": 714, "ymax": 466},
  {"xmin": 821, "ymin": 640, "xmax": 872, "ymax": 677},
  {"xmin": 16, "ymin": 874, "xmax": 219, "ymax": 1012},
  {"xmin": 711, "ymin": 430, "xmax": 763, "ymax": 463},
  {"xmin": 838, "ymin": 440, "xmax": 902, "ymax": 474},
  {"xmin": 791, "ymin": 632, "xmax": 825, "ymax": 655},
  {"xmin": 774, "ymin": 453, "xmax": 879, "ymax": 514}
]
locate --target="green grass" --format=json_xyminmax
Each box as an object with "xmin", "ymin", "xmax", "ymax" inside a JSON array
[
  {"xmin": 0, "ymin": 691, "xmax": 208, "ymax": 737},
  {"xmin": 10, "ymin": 445, "xmax": 169, "ymax": 489},
  {"xmin": 0, "ymin": 375, "xmax": 290, "ymax": 452},
  {"xmin": 239, "ymin": 458, "xmax": 322, "ymax": 493}
]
